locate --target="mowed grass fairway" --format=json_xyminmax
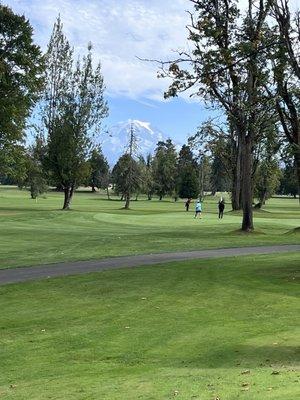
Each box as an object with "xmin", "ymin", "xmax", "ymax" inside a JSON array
[
  {"xmin": 0, "ymin": 186, "xmax": 299, "ymax": 269},
  {"xmin": 0, "ymin": 253, "xmax": 299, "ymax": 399}
]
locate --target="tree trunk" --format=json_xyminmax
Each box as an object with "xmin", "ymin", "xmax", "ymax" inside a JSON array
[
  {"xmin": 91, "ymin": 184, "xmax": 96, "ymax": 192},
  {"xmin": 106, "ymin": 187, "xmax": 110, "ymax": 200},
  {"xmin": 261, "ymin": 190, "xmax": 267, "ymax": 206},
  {"xmin": 124, "ymin": 193, "xmax": 130, "ymax": 209},
  {"xmin": 241, "ymin": 139, "xmax": 254, "ymax": 231},
  {"xmin": 147, "ymin": 192, "xmax": 152, "ymax": 200},
  {"xmin": 231, "ymin": 137, "xmax": 242, "ymax": 210},
  {"xmin": 159, "ymin": 195, "xmax": 163, "ymax": 200},
  {"xmin": 62, "ymin": 185, "xmax": 74, "ymax": 210},
  {"xmin": 295, "ymin": 150, "xmax": 300, "ymax": 204}
]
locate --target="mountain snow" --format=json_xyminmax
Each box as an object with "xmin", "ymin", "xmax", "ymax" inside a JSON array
[{"xmin": 100, "ymin": 119, "xmax": 168, "ymax": 165}]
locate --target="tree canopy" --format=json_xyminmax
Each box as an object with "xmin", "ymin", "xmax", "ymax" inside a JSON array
[{"xmin": 0, "ymin": 4, "xmax": 43, "ymax": 176}]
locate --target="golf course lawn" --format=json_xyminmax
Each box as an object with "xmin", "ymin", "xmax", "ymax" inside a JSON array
[
  {"xmin": 0, "ymin": 186, "xmax": 299, "ymax": 269},
  {"xmin": 0, "ymin": 252, "xmax": 299, "ymax": 399}
]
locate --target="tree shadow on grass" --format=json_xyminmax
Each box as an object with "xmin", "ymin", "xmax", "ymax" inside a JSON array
[
  {"xmin": 178, "ymin": 344, "xmax": 300, "ymax": 369},
  {"xmin": 109, "ymin": 344, "xmax": 300, "ymax": 370}
]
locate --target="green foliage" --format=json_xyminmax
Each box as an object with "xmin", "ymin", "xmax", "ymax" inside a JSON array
[
  {"xmin": 268, "ymin": 1, "xmax": 300, "ymax": 194},
  {"xmin": 15, "ymin": 136, "xmax": 48, "ymax": 198},
  {"xmin": 26, "ymin": 136, "xmax": 48, "ymax": 199},
  {"xmin": 88, "ymin": 148, "xmax": 110, "ymax": 191},
  {"xmin": 0, "ymin": 4, "xmax": 44, "ymax": 176},
  {"xmin": 112, "ymin": 154, "xmax": 141, "ymax": 198},
  {"xmin": 198, "ymin": 154, "xmax": 212, "ymax": 198},
  {"xmin": 46, "ymin": 114, "xmax": 90, "ymax": 187},
  {"xmin": 279, "ymin": 162, "xmax": 298, "ymax": 198},
  {"xmin": 253, "ymin": 122, "xmax": 282, "ymax": 207},
  {"xmin": 152, "ymin": 139, "xmax": 178, "ymax": 199},
  {"xmin": 136, "ymin": 155, "xmax": 155, "ymax": 200},
  {"xmin": 211, "ymin": 154, "xmax": 230, "ymax": 193},
  {"xmin": 163, "ymin": 0, "xmax": 275, "ymax": 230},
  {"xmin": 41, "ymin": 17, "xmax": 108, "ymax": 209},
  {"xmin": 207, "ymin": 136, "xmax": 232, "ymax": 194},
  {"xmin": 177, "ymin": 145, "xmax": 199, "ymax": 198},
  {"xmin": 254, "ymin": 160, "xmax": 282, "ymax": 206}
]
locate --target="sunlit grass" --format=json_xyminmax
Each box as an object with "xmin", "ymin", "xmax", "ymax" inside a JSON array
[
  {"xmin": 0, "ymin": 186, "xmax": 299, "ymax": 269},
  {"xmin": 0, "ymin": 252, "xmax": 299, "ymax": 399}
]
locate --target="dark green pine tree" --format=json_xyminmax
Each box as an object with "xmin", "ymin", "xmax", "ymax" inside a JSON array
[
  {"xmin": 88, "ymin": 147, "xmax": 109, "ymax": 192},
  {"xmin": 210, "ymin": 154, "xmax": 230, "ymax": 195},
  {"xmin": 152, "ymin": 139, "xmax": 177, "ymax": 200},
  {"xmin": 279, "ymin": 162, "xmax": 298, "ymax": 198},
  {"xmin": 177, "ymin": 145, "xmax": 199, "ymax": 198},
  {"xmin": 111, "ymin": 154, "xmax": 140, "ymax": 201}
]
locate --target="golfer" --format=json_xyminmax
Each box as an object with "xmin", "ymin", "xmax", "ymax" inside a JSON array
[{"xmin": 194, "ymin": 200, "xmax": 202, "ymax": 218}]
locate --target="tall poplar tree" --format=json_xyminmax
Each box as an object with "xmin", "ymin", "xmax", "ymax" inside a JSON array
[{"xmin": 42, "ymin": 17, "xmax": 108, "ymax": 209}]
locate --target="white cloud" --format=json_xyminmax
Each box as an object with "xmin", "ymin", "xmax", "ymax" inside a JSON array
[
  {"xmin": 5, "ymin": 0, "xmax": 191, "ymax": 101},
  {"xmin": 5, "ymin": 0, "xmax": 299, "ymax": 102}
]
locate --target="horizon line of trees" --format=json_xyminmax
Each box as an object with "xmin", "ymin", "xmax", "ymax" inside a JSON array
[{"xmin": 1, "ymin": 128, "xmax": 297, "ymax": 207}]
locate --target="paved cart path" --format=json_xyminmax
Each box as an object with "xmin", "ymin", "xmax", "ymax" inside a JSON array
[{"xmin": 0, "ymin": 245, "xmax": 299, "ymax": 286}]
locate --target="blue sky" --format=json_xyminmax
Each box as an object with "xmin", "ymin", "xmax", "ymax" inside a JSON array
[
  {"xmin": 4, "ymin": 0, "xmax": 298, "ymax": 142},
  {"xmin": 5, "ymin": 0, "xmax": 221, "ymax": 142}
]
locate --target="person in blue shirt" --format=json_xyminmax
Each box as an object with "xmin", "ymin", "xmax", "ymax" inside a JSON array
[{"xmin": 194, "ymin": 200, "xmax": 202, "ymax": 218}]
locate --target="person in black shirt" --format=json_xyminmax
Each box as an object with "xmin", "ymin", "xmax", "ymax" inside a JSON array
[{"xmin": 218, "ymin": 198, "xmax": 225, "ymax": 219}]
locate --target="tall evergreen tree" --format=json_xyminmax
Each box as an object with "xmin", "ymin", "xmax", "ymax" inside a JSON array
[
  {"xmin": 152, "ymin": 139, "xmax": 177, "ymax": 200},
  {"xmin": 88, "ymin": 147, "xmax": 109, "ymax": 192},
  {"xmin": 111, "ymin": 154, "xmax": 140, "ymax": 202},
  {"xmin": 279, "ymin": 162, "xmax": 298, "ymax": 198},
  {"xmin": 136, "ymin": 155, "xmax": 155, "ymax": 200},
  {"xmin": 210, "ymin": 153, "xmax": 230, "ymax": 195},
  {"xmin": 177, "ymin": 145, "xmax": 198, "ymax": 198}
]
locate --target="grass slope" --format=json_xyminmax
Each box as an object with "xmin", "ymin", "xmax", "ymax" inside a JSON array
[
  {"xmin": 0, "ymin": 252, "xmax": 299, "ymax": 399},
  {"xmin": 0, "ymin": 186, "xmax": 299, "ymax": 269}
]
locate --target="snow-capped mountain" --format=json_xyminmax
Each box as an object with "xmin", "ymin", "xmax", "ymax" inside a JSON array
[{"xmin": 100, "ymin": 119, "xmax": 168, "ymax": 165}]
